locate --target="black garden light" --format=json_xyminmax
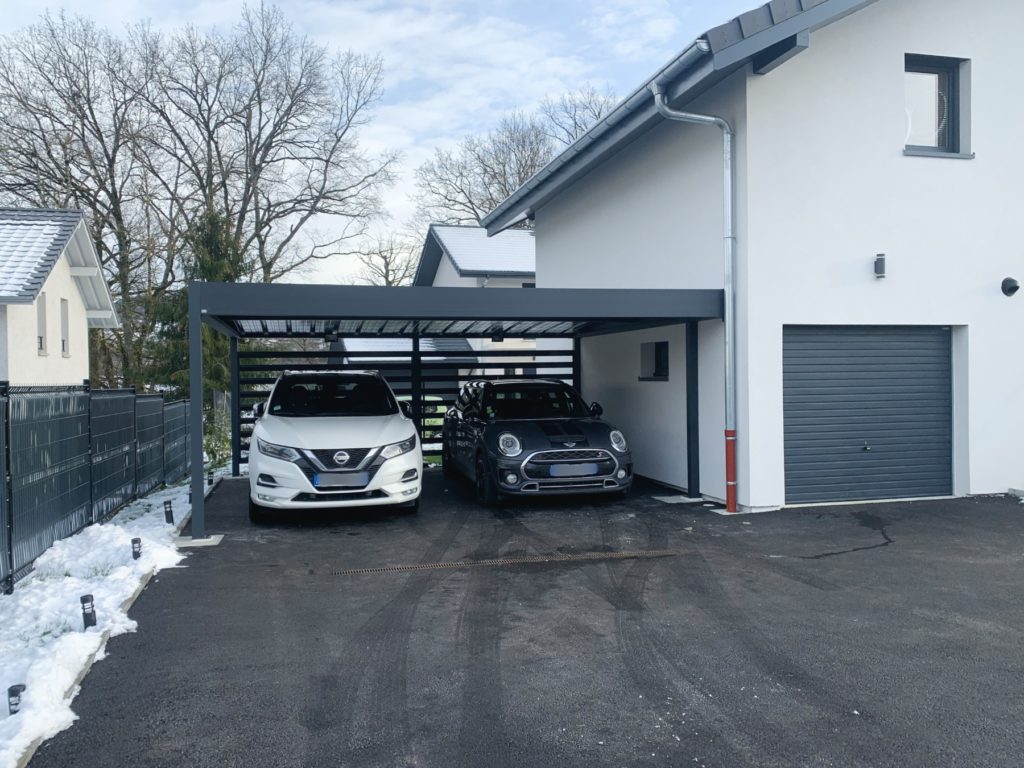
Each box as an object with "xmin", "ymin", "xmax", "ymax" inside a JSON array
[
  {"xmin": 131, "ymin": 537, "xmax": 142, "ymax": 560},
  {"xmin": 207, "ymin": 471, "xmax": 214, "ymax": 487},
  {"xmin": 80, "ymin": 595, "xmax": 97, "ymax": 630},
  {"xmin": 164, "ymin": 500, "xmax": 174, "ymax": 525},
  {"xmin": 8, "ymin": 684, "xmax": 25, "ymax": 715}
]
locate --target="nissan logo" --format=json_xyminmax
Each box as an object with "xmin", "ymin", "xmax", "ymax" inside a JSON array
[{"xmin": 332, "ymin": 450, "xmax": 351, "ymax": 466}]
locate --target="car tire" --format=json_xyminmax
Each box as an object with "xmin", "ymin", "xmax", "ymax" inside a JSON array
[
  {"xmin": 249, "ymin": 497, "xmax": 269, "ymax": 524},
  {"xmin": 475, "ymin": 454, "xmax": 499, "ymax": 507}
]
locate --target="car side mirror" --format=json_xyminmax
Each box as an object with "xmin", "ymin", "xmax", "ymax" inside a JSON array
[
  {"xmin": 399, "ymin": 401, "xmax": 413, "ymax": 418},
  {"xmin": 253, "ymin": 402, "xmax": 264, "ymax": 418},
  {"xmin": 590, "ymin": 402, "xmax": 603, "ymax": 418}
]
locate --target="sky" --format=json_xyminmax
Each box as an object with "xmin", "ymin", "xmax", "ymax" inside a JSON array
[{"xmin": 0, "ymin": 0, "xmax": 759, "ymax": 281}]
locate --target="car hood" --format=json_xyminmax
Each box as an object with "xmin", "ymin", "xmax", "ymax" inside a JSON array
[
  {"xmin": 483, "ymin": 417, "xmax": 621, "ymax": 450},
  {"xmin": 256, "ymin": 413, "xmax": 415, "ymax": 450}
]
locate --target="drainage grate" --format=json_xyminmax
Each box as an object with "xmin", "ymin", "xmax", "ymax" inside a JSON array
[{"xmin": 331, "ymin": 549, "xmax": 677, "ymax": 576}]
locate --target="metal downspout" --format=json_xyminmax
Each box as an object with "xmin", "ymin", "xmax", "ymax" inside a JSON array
[{"xmin": 650, "ymin": 84, "xmax": 739, "ymax": 512}]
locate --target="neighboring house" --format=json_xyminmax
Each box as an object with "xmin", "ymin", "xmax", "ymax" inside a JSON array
[
  {"xmin": 483, "ymin": 0, "xmax": 1021, "ymax": 509},
  {"xmin": 329, "ymin": 336, "xmax": 477, "ymax": 395},
  {"xmin": 0, "ymin": 208, "xmax": 118, "ymax": 385},
  {"xmin": 413, "ymin": 224, "xmax": 561, "ymax": 378}
]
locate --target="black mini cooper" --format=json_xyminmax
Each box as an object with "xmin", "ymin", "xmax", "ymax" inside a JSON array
[{"xmin": 442, "ymin": 379, "xmax": 633, "ymax": 504}]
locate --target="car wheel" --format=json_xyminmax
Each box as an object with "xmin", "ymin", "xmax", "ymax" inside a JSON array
[
  {"xmin": 475, "ymin": 454, "xmax": 499, "ymax": 506},
  {"xmin": 249, "ymin": 497, "xmax": 269, "ymax": 524}
]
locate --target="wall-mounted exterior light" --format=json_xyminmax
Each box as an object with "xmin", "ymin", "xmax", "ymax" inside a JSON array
[
  {"xmin": 874, "ymin": 254, "xmax": 886, "ymax": 279},
  {"xmin": 1001, "ymin": 277, "xmax": 1019, "ymax": 297}
]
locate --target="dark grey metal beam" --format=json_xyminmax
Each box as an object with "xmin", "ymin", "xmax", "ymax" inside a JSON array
[
  {"xmin": 230, "ymin": 336, "xmax": 240, "ymax": 478},
  {"xmin": 192, "ymin": 282, "xmax": 723, "ymax": 328},
  {"xmin": 188, "ymin": 283, "xmax": 206, "ymax": 539},
  {"xmin": 686, "ymin": 323, "xmax": 700, "ymax": 496},
  {"xmin": 752, "ymin": 30, "xmax": 810, "ymax": 74}
]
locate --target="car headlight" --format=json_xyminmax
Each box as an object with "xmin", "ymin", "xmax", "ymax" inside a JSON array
[
  {"xmin": 381, "ymin": 435, "xmax": 417, "ymax": 460},
  {"xmin": 497, "ymin": 432, "xmax": 522, "ymax": 457},
  {"xmin": 609, "ymin": 430, "xmax": 628, "ymax": 453},
  {"xmin": 257, "ymin": 437, "xmax": 301, "ymax": 462}
]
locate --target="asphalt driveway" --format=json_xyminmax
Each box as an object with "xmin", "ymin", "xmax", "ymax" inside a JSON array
[{"xmin": 31, "ymin": 473, "xmax": 1024, "ymax": 768}]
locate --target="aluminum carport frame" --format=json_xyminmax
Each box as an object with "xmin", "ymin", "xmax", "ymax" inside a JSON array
[{"xmin": 188, "ymin": 281, "xmax": 724, "ymax": 538}]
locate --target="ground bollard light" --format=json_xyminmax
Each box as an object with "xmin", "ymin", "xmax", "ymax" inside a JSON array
[
  {"xmin": 131, "ymin": 537, "xmax": 142, "ymax": 560},
  {"xmin": 164, "ymin": 500, "xmax": 174, "ymax": 525},
  {"xmin": 80, "ymin": 595, "xmax": 97, "ymax": 630},
  {"xmin": 207, "ymin": 472, "xmax": 214, "ymax": 487},
  {"xmin": 8, "ymin": 684, "xmax": 25, "ymax": 715}
]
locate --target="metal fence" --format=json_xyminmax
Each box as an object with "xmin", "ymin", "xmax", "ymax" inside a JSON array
[{"xmin": 1, "ymin": 386, "xmax": 192, "ymax": 591}]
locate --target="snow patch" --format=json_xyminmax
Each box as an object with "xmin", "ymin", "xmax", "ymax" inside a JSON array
[{"xmin": 0, "ymin": 482, "xmax": 190, "ymax": 768}]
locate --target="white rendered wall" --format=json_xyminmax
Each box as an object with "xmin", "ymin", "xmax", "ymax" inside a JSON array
[
  {"xmin": 534, "ymin": 73, "xmax": 746, "ymax": 493},
  {"xmin": 4, "ymin": 255, "xmax": 90, "ymax": 385},
  {"xmin": 742, "ymin": 0, "xmax": 1024, "ymax": 505},
  {"xmin": 581, "ymin": 325, "xmax": 688, "ymax": 489}
]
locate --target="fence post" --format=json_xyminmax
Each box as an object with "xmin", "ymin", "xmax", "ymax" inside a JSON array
[
  {"xmin": 83, "ymin": 379, "xmax": 96, "ymax": 525},
  {"xmin": 1, "ymin": 381, "xmax": 11, "ymax": 594}
]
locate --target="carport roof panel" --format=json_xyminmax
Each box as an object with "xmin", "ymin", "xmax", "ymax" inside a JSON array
[{"xmin": 193, "ymin": 281, "xmax": 723, "ymax": 338}]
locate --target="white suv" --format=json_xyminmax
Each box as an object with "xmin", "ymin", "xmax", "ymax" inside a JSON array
[{"xmin": 248, "ymin": 371, "xmax": 422, "ymax": 521}]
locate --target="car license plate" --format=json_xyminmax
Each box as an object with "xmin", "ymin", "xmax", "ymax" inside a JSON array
[
  {"xmin": 313, "ymin": 472, "xmax": 369, "ymax": 488},
  {"xmin": 550, "ymin": 463, "xmax": 598, "ymax": 477}
]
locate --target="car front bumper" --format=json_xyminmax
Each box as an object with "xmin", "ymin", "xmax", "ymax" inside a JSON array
[
  {"xmin": 492, "ymin": 452, "xmax": 633, "ymax": 496},
  {"xmin": 249, "ymin": 449, "xmax": 422, "ymax": 509}
]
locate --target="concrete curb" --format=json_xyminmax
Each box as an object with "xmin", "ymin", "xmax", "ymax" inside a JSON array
[{"xmin": 14, "ymin": 476, "xmax": 223, "ymax": 768}]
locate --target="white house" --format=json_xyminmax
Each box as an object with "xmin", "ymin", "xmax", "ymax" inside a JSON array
[
  {"xmin": 0, "ymin": 208, "xmax": 118, "ymax": 385},
  {"xmin": 483, "ymin": 0, "xmax": 1022, "ymax": 510}
]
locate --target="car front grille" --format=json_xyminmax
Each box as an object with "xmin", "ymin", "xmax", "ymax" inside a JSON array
[
  {"xmin": 527, "ymin": 449, "xmax": 609, "ymax": 462},
  {"xmin": 309, "ymin": 447, "xmax": 373, "ymax": 469},
  {"xmin": 522, "ymin": 449, "xmax": 617, "ymax": 480}
]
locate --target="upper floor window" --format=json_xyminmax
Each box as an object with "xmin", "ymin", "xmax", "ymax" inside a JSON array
[{"xmin": 904, "ymin": 54, "xmax": 970, "ymax": 157}]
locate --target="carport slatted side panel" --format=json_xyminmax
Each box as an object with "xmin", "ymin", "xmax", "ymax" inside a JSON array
[
  {"xmin": 9, "ymin": 392, "xmax": 91, "ymax": 573},
  {"xmin": 236, "ymin": 344, "xmax": 575, "ymax": 461},
  {"xmin": 783, "ymin": 327, "xmax": 952, "ymax": 504},
  {"xmin": 135, "ymin": 395, "xmax": 164, "ymax": 495},
  {"xmin": 90, "ymin": 390, "xmax": 137, "ymax": 521}
]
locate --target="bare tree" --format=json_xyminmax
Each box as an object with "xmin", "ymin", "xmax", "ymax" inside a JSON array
[
  {"xmin": 539, "ymin": 84, "xmax": 618, "ymax": 146},
  {"xmin": 0, "ymin": 5, "xmax": 396, "ymax": 387},
  {"xmin": 356, "ymin": 236, "xmax": 419, "ymax": 286},
  {"xmin": 414, "ymin": 87, "xmax": 615, "ymax": 227}
]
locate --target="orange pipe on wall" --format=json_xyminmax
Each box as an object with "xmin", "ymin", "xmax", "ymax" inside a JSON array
[{"xmin": 725, "ymin": 429, "xmax": 737, "ymax": 512}]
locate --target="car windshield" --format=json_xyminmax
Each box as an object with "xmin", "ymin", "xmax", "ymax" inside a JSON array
[
  {"xmin": 268, "ymin": 375, "xmax": 398, "ymax": 417},
  {"xmin": 482, "ymin": 383, "xmax": 589, "ymax": 420}
]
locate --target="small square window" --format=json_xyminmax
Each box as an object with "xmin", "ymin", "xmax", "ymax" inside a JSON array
[
  {"xmin": 639, "ymin": 341, "xmax": 669, "ymax": 381},
  {"xmin": 905, "ymin": 54, "xmax": 965, "ymax": 154}
]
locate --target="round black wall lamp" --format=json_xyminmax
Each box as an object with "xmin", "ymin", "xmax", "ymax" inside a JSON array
[{"xmin": 1002, "ymin": 278, "xmax": 1019, "ymax": 297}]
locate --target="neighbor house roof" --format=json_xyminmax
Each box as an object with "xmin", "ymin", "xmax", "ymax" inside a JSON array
[
  {"xmin": 0, "ymin": 208, "xmax": 119, "ymax": 328},
  {"xmin": 413, "ymin": 224, "xmax": 535, "ymax": 286},
  {"xmin": 482, "ymin": 0, "xmax": 878, "ymax": 234}
]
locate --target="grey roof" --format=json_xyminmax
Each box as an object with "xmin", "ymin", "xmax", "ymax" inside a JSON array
[
  {"xmin": 482, "ymin": 0, "xmax": 878, "ymax": 234},
  {"xmin": 413, "ymin": 224, "xmax": 535, "ymax": 286},
  {"xmin": 0, "ymin": 207, "xmax": 119, "ymax": 328}
]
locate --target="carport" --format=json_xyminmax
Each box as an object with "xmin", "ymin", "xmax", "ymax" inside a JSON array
[{"xmin": 187, "ymin": 281, "xmax": 723, "ymax": 538}]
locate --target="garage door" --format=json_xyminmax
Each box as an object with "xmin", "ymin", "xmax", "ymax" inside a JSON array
[{"xmin": 783, "ymin": 326, "xmax": 952, "ymax": 503}]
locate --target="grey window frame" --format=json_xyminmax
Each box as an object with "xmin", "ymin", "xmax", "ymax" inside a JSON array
[{"xmin": 904, "ymin": 54, "xmax": 962, "ymax": 155}]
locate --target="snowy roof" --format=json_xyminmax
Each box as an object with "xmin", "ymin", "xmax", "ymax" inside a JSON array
[
  {"xmin": 413, "ymin": 224, "xmax": 535, "ymax": 286},
  {"xmin": 0, "ymin": 208, "xmax": 119, "ymax": 328}
]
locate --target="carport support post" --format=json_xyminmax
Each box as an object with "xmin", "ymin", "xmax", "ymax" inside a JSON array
[
  {"xmin": 572, "ymin": 337, "xmax": 582, "ymax": 393},
  {"xmin": 230, "ymin": 336, "xmax": 240, "ymax": 477},
  {"xmin": 188, "ymin": 282, "xmax": 206, "ymax": 539},
  {"xmin": 686, "ymin": 323, "xmax": 700, "ymax": 496},
  {"xmin": 411, "ymin": 334, "xmax": 422, "ymax": 435}
]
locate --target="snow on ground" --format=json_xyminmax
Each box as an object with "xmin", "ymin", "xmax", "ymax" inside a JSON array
[{"xmin": 0, "ymin": 482, "xmax": 191, "ymax": 768}]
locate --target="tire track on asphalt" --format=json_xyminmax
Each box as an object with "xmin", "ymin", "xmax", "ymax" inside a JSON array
[{"xmin": 299, "ymin": 503, "xmax": 474, "ymax": 766}]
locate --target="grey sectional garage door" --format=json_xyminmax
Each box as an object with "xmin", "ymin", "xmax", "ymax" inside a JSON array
[{"xmin": 783, "ymin": 326, "xmax": 952, "ymax": 503}]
